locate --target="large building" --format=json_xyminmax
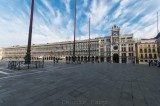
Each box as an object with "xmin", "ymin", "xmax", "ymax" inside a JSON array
[
  {"xmin": 0, "ymin": 25, "xmax": 136, "ymax": 63},
  {"xmin": 136, "ymin": 39, "xmax": 159, "ymax": 64}
]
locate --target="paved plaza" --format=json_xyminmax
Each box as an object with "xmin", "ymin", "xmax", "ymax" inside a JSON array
[{"xmin": 0, "ymin": 62, "xmax": 160, "ymax": 106}]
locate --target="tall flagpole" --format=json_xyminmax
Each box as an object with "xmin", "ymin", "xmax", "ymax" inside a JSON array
[
  {"xmin": 88, "ymin": 15, "xmax": 90, "ymax": 62},
  {"xmin": 25, "ymin": 0, "xmax": 34, "ymax": 64},
  {"xmin": 73, "ymin": 0, "xmax": 76, "ymax": 62},
  {"xmin": 157, "ymin": 12, "xmax": 159, "ymax": 33}
]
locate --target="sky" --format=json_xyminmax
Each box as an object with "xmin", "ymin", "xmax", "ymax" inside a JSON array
[{"xmin": 0, "ymin": 0, "xmax": 160, "ymax": 47}]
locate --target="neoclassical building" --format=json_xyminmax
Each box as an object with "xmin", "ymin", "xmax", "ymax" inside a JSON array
[
  {"xmin": 136, "ymin": 38, "xmax": 159, "ymax": 64},
  {"xmin": 0, "ymin": 25, "xmax": 136, "ymax": 63}
]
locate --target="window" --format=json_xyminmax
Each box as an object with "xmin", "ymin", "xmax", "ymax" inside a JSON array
[
  {"xmin": 153, "ymin": 45, "xmax": 155, "ymax": 47},
  {"xmin": 122, "ymin": 53, "xmax": 126, "ymax": 56},
  {"xmin": 131, "ymin": 47, "xmax": 133, "ymax": 51},
  {"xmin": 122, "ymin": 47, "xmax": 123, "ymax": 51},
  {"xmin": 140, "ymin": 49, "xmax": 142, "ymax": 53},
  {"xmin": 141, "ymin": 54, "xmax": 143, "ymax": 58},
  {"xmin": 144, "ymin": 49, "xmax": 147, "ymax": 53},
  {"xmin": 148, "ymin": 49, "xmax": 151, "ymax": 52},
  {"xmin": 154, "ymin": 54, "xmax": 157, "ymax": 58},
  {"xmin": 149, "ymin": 54, "xmax": 152, "ymax": 58},
  {"xmin": 145, "ymin": 54, "xmax": 147, "ymax": 58},
  {"xmin": 153, "ymin": 49, "xmax": 155, "ymax": 52},
  {"xmin": 129, "ymin": 53, "xmax": 133, "ymax": 56}
]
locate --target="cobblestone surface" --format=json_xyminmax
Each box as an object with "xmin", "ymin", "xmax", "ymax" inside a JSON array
[{"xmin": 0, "ymin": 61, "xmax": 160, "ymax": 106}]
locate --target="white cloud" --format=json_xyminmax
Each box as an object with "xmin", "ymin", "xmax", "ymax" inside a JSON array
[
  {"xmin": 62, "ymin": 0, "xmax": 71, "ymax": 14},
  {"xmin": 83, "ymin": 0, "xmax": 88, "ymax": 8},
  {"xmin": 1, "ymin": 0, "xmax": 160, "ymax": 48},
  {"xmin": 41, "ymin": 0, "xmax": 55, "ymax": 16},
  {"xmin": 89, "ymin": 0, "xmax": 109, "ymax": 27}
]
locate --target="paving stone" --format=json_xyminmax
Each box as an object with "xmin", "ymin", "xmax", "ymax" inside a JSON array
[{"xmin": 0, "ymin": 62, "xmax": 160, "ymax": 106}]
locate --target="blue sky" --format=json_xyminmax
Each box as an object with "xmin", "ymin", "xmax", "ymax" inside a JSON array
[{"xmin": 0, "ymin": 0, "xmax": 160, "ymax": 47}]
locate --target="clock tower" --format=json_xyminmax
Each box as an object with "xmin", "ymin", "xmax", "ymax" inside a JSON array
[{"xmin": 111, "ymin": 25, "xmax": 120, "ymax": 63}]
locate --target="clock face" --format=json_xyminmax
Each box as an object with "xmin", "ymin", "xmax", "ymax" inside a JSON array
[
  {"xmin": 113, "ymin": 45, "xmax": 118, "ymax": 50},
  {"xmin": 113, "ymin": 31, "xmax": 118, "ymax": 36}
]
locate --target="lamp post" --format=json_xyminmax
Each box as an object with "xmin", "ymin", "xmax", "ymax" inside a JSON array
[{"xmin": 25, "ymin": 0, "xmax": 34, "ymax": 64}]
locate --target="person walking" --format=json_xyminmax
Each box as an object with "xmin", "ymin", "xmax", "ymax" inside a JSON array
[
  {"xmin": 149, "ymin": 60, "xmax": 151, "ymax": 67},
  {"xmin": 53, "ymin": 57, "xmax": 55, "ymax": 64}
]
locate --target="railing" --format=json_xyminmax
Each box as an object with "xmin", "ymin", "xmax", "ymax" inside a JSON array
[{"xmin": 8, "ymin": 60, "xmax": 44, "ymax": 70}]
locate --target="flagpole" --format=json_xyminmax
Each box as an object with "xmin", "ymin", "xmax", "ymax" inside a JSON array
[
  {"xmin": 25, "ymin": 0, "xmax": 34, "ymax": 64},
  {"xmin": 73, "ymin": 0, "xmax": 76, "ymax": 62},
  {"xmin": 157, "ymin": 12, "xmax": 159, "ymax": 33},
  {"xmin": 88, "ymin": 15, "xmax": 90, "ymax": 62}
]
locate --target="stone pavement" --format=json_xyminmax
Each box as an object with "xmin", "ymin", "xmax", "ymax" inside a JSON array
[{"xmin": 0, "ymin": 61, "xmax": 160, "ymax": 106}]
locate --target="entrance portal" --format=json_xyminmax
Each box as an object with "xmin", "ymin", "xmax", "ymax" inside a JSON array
[{"xmin": 113, "ymin": 53, "xmax": 119, "ymax": 63}]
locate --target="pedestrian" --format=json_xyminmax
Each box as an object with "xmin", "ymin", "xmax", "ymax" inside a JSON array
[
  {"xmin": 149, "ymin": 60, "xmax": 151, "ymax": 67},
  {"xmin": 53, "ymin": 57, "xmax": 55, "ymax": 64}
]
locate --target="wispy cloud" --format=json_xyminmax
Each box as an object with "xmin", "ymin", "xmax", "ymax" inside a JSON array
[{"xmin": 0, "ymin": 0, "xmax": 160, "ymax": 47}]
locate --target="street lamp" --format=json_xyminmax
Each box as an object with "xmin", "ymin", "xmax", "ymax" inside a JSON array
[{"xmin": 25, "ymin": 0, "xmax": 34, "ymax": 64}]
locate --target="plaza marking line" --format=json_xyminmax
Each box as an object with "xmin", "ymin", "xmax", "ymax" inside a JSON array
[
  {"xmin": 0, "ymin": 71, "xmax": 9, "ymax": 75},
  {"xmin": 0, "ymin": 68, "xmax": 13, "ymax": 71},
  {"xmin": 0, "ymin": 65, "xmax": 81, "ymax": 80}
]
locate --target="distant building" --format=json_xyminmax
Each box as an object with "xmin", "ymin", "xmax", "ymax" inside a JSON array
[
  {"xmin": 1, "ymin": 39, "xmax": 100, "ymax": 62},
  {"xmin": 136, "ymin": 39, "xmax": 159, "ymax": 64}
]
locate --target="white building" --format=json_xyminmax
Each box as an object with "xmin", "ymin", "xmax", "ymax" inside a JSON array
[{"xmin": 1, "ymin": 25, "xmax": 136, "ymax": 63}]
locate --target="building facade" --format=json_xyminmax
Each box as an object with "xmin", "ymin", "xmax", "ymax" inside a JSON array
[
  {"xmin": 136, "ymin": 39, "xmax": 159, "ymax": 64},
  {"xmin": 0, "ymin": 48, "xmax": 2, "ymax": 60},
  {"xmin": 156, "ymin": 33, "xmax": 160, "ymax": 59},
  {"xmin": 1, "ymin": 25, "xmax": 136, "ymax": 63},
  {"xmin": 98, "ymin": 25, "xmax": 136, "ymax": 63}
]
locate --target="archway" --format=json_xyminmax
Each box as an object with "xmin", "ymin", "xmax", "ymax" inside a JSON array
[
  {"xmin": 122, "ymin": 57, "xmax": 127, "ymax": 63},
  {"xmin": 81, "ymin": 56, "xmax": 83, "ymax": 61},
  {"xmin": 78, "ymin": 56, "xmax": 80, "ymax": 61},
  {"xmin": 92, "ymin": 56, "xmax": 94, "ymax": 63},
  {"xmin": 69, "ymin": 56, "xmax": 71, "ymax": 62},
  {"xmin": 95, "ymin": 56, "xmax": 99, "ymax": 62},
  {"xmin": 84, "ymin": 56, "xmax": 87, "ymax": 62},
  {"xmin": 113, "ymin": 53, "xmax": 119, "ymax": 63},
  {"xmin": 100, "ymin": 56, "xmax": 104, "ymax": 62}
]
